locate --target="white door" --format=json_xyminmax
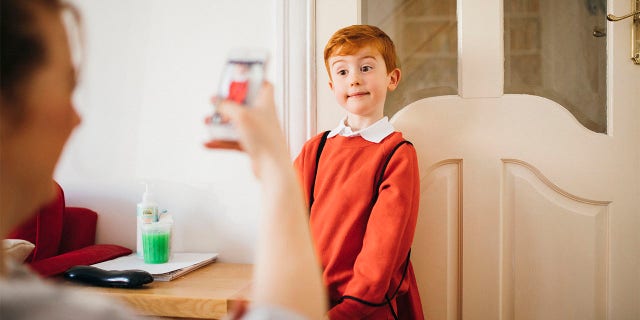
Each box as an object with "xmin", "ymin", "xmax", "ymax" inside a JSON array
[{"xmin": 314, "ymin": 0, "xmax": 639, "ymax": 319}]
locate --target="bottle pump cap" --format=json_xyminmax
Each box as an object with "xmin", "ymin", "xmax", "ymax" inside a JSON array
[{"xmin": 142, "ymin": 183, "xmax": 154, "ymax": 203}]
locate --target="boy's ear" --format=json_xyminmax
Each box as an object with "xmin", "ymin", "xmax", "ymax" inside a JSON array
[
  {"xmin": 387, "ymin": 68, "xmax": 401, "ymax": 91},
  {"xmin": 328, "ymin": 80, "xmax": 334, "ymax": 91}
]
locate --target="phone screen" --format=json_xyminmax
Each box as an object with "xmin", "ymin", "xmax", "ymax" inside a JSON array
[
  {"xmin": 216, "ymin": 59, "xmax": 265, "ymax": 106},
  {"xmin": 209, "ymin": 49, "xmax": 268, "ymax": 142}
]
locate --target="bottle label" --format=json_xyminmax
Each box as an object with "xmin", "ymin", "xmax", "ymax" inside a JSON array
[{"xmin": 141, "ymin": 207, "xmax": 158, "ymax": 223}]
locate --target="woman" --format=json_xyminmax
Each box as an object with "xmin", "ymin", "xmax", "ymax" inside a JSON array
[{"xmin": 0, "ymin": 1, "xmax": 326, "ymax": 319}]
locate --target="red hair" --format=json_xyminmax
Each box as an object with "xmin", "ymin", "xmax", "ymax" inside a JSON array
[{"xmin": 323, "ymin": 25, "xmax": 399, "ymax": 79}]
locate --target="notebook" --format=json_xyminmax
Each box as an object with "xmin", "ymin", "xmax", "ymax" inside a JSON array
[{"xmin": 92, "ymin": 252, "xmax": 218, "ymax": 281}]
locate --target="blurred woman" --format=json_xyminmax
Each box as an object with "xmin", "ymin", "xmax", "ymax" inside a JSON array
[{"xmin": 0, "ymin": 1, "xmax": 326, "ymax": 319}]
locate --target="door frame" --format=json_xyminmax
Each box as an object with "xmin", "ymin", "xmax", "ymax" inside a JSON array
[{"xmin": 276, "ymin": 0, "xmax": 317, "ymax": 156}]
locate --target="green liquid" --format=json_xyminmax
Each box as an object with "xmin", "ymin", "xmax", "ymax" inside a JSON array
[{"xmin": 142, "ymin": 232, "xmax": 170, "ymax": 264}]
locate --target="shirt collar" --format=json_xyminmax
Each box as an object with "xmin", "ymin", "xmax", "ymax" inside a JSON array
[{"xmin": 327, "ymin": 117, "xmax": 395, "ymax": 143}]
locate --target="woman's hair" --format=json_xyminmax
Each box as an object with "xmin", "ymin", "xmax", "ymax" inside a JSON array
[
  {"xmin": 1, "ymin": 0, "xmax": 64, "ymax": 121},
  {"xmin": 323, "ymin": 24, "xmax": 399, "ymax": 79}
]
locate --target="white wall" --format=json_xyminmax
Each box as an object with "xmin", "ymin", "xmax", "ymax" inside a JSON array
[
  {"xmin": 314, "ymin": 0, "xmax": 360, "ymax": 131},
  {"xmin": 57, "ymin": 0, "xmax": 277, "ymax": 263}
]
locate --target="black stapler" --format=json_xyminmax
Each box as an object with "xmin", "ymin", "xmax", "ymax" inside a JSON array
[{"xmin": 64, "ymin": 265, "xmax": 153, "ymax": 288}]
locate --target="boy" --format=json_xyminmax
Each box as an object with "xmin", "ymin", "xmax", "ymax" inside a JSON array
[{"xmin": 294, "ymin": 25, "xmax": 423, "ymax": 319}]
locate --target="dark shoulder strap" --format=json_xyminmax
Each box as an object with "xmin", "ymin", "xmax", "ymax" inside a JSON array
[
  {"xmin": 370, "ymin": 140, "xmax": 413, "ymax": 209},
  {"xmin": 309, "ymin": 131, "xmax": 331, "ymax": 209}
]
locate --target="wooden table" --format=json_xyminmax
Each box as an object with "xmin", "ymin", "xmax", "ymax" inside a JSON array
[{"xmin": 71, "ymin": 263, "xmax": 253, "ymax": 319}]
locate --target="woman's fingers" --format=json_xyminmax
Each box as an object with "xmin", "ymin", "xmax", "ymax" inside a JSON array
[{"xmin": 203, "ymin": 98, "xmax": 246, "ymax": 150}]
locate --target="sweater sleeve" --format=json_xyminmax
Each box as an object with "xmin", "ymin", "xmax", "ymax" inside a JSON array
[{"xmin": 328, "ymin": 143, "xmax": 420, "ymax": 319}]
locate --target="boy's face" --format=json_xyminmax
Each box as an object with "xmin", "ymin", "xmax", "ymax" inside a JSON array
[{"xmin": 327, "ymin": 46, "xmax": 400, "ymax": 119}]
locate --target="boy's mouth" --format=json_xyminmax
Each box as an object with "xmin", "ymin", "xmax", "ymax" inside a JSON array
[{"xmin": 347, "ymin": 91, "xmax": 369, "ymax": 98}]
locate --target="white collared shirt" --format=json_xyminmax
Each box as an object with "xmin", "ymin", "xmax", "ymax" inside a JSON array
[{"xmin": 328, "ymin": 117, "xmax": 395, "ymax": 143}]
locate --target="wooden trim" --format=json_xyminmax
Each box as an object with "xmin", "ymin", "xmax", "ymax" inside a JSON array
[
  {"xmin": 276, "ymin": 0, "xmax": 315, "ymax": 156},
  {"xmin": 501, "ymin": 159, "xmax": 611, "ymax": 206}
]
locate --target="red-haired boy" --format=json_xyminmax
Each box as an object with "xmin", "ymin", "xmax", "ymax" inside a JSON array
[{"xmin": 294, "ymin": 25, "xmax": 424, "ymax": 319}]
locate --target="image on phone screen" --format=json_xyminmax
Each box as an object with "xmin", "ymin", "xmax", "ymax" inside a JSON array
[
  {"xmin": 217, "ymin": 60, "xmax": 264, "ymax": 106},
  {"xmin": 209, "ymin": 49, "xmax": 268, "ymax": 142}
]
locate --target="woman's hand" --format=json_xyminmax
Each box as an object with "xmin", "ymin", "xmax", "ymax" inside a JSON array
[
  {"xmin": 205, "ymin": 82, "xmax": 328, "ymax": 319},
  {"xmin": 203, "ymin": 82, "xmax": 290, "ymax": 178}
]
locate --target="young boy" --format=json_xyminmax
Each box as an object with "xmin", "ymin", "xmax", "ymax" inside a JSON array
[{"xmin": 294, "ymin": 25, "xmax": 424, "ymax": 319}]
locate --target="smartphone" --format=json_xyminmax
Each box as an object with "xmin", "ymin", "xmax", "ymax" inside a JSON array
[{"xmin": 210, "ymin": 48, "xmax": 268, "ymax": 141}]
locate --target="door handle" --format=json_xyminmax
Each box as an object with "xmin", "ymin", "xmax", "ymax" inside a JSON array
[
  {"xmin": 607, "ymin": 0, "xmax": 640, "ymax": 64},
  {"xmin": 606, "ymin": 10, "xmax": 639, "ymax": 22}
]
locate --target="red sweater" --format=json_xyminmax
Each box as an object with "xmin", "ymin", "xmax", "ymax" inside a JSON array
[{"xmin": 295, "ymin": 132, "xmax": 423, "ymax": 319}]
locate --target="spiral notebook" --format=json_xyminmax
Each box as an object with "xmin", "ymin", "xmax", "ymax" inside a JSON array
[{"xmin": 92, "ymin": 252, "xmax": 218, "ymax": 281}]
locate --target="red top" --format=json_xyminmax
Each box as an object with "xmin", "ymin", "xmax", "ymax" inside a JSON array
[
  {"xmin": 295, "ymin": 132, "xmax": 423, "ymax": 319},
  {"xmin": 227, "ymin": 80, "xmax": 248, "ymax": 104}
]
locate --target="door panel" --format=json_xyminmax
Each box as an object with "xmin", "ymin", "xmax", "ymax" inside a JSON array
[
  {"xmin": 415, "ymin": 160, "xmax": 462, "ymax": 320},
  {"xmin": 501, "ymin": 159, "xmax": 609, "ymax": 320}
]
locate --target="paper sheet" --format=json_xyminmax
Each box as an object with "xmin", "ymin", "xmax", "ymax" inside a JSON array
[{"xmin": 92, "ymin": 252, "xmax": 218, "ymax": 275}]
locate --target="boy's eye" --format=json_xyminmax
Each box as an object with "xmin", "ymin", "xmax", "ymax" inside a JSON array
[
  {"xmin": 337, "ymin": 70, "xmax": 347, "ymax": 76},
  {"xmin": 361, "ymin": 65, "xmax": 372, "ymax": 72}
]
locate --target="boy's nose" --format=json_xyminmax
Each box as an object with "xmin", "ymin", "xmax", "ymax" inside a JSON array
[{"xmin": 349, "ymin": 75, "xmax": 361, "ymax": 86}]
